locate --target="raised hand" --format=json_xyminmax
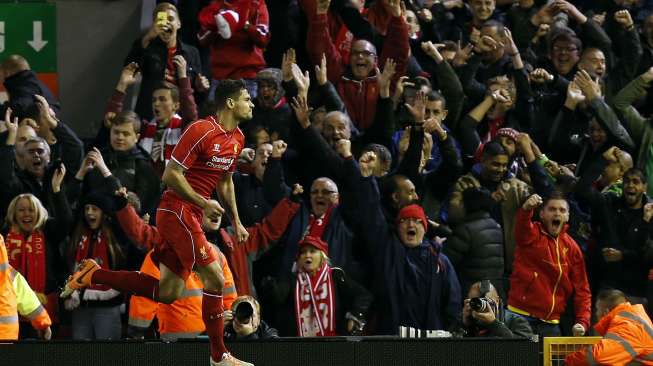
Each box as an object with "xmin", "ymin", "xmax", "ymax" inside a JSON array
[
  {"xmin": 522, "ymin": 194, "xmax": 543, "ymax": 211},
  {"xmin": 282, "ymin": 48, "xmax": 296, "ymax": 82},
  {"xmin": 117, "ymin": 62, "xmax": 140, "ymax": 92},
  {"xmin": 575, "ymin": 70, "xmax": 601, "ymax": 101},
  {"xmin": 384, "ymin": 0, "xmax": 402, "ymax": 17},
  {"xmin": 292, "ymin": 183, "xmax": 304, "ymax": 196},
  {"xmin": 421, "ymin": 41, "xmax": 444, "ymax": 64},
  {"xmin": 291, "ymin": 96, "xmax": 311, "ymax": 129},
  {"xmin": 172, "ymin": 55, "xmax": 188, "ymax": 79},
  {"xmin": 529, "ymin": 68, "xmax": 554, "ymax": 84},
  {"xmin": 377, "ymin": 58, "xmax": 396, "ymax": 98},
  {"xmin": 614, "ymin": 9, "xmax": 634, "ymax": 30},
  {"xmin": 358, "ymin": 151, "xmax": 377, "ymax": 177},
  {"xmin": 643, "ymin": 203, "xmax": 653, "ymax": 223},
  {"xmin": 315, "ymin": 53, "xmax": 328, "ymax": 86},
  {"xmin": 452, "ymin": 43, "xmax": 474, "ymax": 67},
  {"xmin": 291, "ymin": 63, "xmax": 310, "ymax": 98},
  {"xmin": 34, "ymin": 94, "xmax": 58, "ymax": 129},
  {"xmin": 271, "ymin": 139, "xmax": 288, "ymax": 158},
  {"xmin": 565, "ymin": 81, "xmax": 586, "ymax": 108},
  {"xmin": 405, "ymin": 91, "xmax": 426, "ymax": 124},
  {"xmin": 335, "ymin": 139, "xmax": 352, "ymax": 158},
  {"xmin": 51, "ymin": 163, "xmax": 66, "ymax": 193}
]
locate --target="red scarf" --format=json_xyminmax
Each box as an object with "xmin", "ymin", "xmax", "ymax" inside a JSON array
[
  {"xmin": 139, "ymin": 114, "xmax": 184, "ymax": 163},
  {"xmin": 304, "ymin": 205, "xmax": 334, "ymax": 240},
  {"xmin": 294, "ymin": 263, "xmax": 336, "ymax": 336},
  {"xmin": 74, "ymin": 230, "xmax": 112, "ymax": 291},
  {"xmin": 5, "ymin": 229, "xmax": 47, "ymax": 293}
]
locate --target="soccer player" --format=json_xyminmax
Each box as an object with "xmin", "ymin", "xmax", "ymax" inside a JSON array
[{"xmin": 62, "ymin": 79, "xmax": 254, "ymax": 366}]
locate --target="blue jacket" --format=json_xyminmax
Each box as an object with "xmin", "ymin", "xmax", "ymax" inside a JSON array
[{"xmin": 341, "ymin": 158, "xmax": 462, "ymax": 334}]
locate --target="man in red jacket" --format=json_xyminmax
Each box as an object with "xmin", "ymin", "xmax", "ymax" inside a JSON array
[
  {"xmin": 306, "ymin": 0, "xmax": 409, "ymax": 131},
  {"xmin": 507, "ymin": 192, "xmax": 592, "ymax": 337}
]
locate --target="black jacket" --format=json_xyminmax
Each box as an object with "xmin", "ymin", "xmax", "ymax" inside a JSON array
[
  {"xmin": 2, "ymin": 70, "xmax": 60, "ymax": 119},
  {"xmin": 224, "ymin": 320, "xmax": 279, "ymax": 340},
  {"xmin": 465, "ymin": 311, "xmax": 534, "ymax": 339},
  {"xmin": 444, "ymin": 211, "xmax": 504, "ymax": 294},
  {"xmin": 125, "ymin": 36, "xmax": 201, "ymax": 121},
  {"xmin": 85, "ymin": 146, "xmax": 161, "ymax": 216}
]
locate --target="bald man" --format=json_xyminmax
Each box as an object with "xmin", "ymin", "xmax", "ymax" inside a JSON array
[{"xmin": 598, "ymin": 147, "xmax": 634, "ymax": 194}]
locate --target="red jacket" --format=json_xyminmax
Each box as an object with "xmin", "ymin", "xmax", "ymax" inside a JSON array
[
  {"xmin": 507, "ymin": 208, "xmax": 591, "ymax": 330},
  {"xmin": 306, "ymin": 12, "xmax": 409, "ymax": 130},
  {"xmin": 115, "ymin": 197, "xmax": 300, "ymax": 296},
  {"xmin": 198, "ymin": 0, "xmax": 270, "ymax": 80},
  {"xmin": 565, "ymin": 303, "xmax": 653, "ymax": 366}
]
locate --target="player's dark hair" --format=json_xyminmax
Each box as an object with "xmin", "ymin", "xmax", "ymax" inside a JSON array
[{"xmin": 214, "ymin": 79, "xmax": 246, "ymax": 111}]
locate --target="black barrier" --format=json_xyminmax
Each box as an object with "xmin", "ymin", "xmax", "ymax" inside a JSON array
[{"xmin": 0, "ymin": 337, "xmax": 540, "ymax": 366}]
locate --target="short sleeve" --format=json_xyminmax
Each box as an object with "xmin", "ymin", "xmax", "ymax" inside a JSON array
[{"xmin": 171, "ymin": 120, "xmax": 215, "ymax": 169}]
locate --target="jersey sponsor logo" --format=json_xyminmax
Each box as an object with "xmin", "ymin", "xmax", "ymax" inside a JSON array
[{"xmin": 206, "ymin": 156, "xmax": 235, "ymax": 170}]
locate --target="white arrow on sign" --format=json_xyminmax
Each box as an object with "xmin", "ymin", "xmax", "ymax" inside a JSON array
[{"xmin": 27, "ymin": 21, "xmax": 48, "ymax": 52}]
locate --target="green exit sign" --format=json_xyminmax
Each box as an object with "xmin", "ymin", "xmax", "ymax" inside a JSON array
[{"xmin": 0, "ymin": 3, "xmax": 56, "ymax": 73}]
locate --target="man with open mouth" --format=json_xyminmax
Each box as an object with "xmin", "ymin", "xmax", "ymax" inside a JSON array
[
  {"xmin": 507, "ymin": 192, "xmax": 591, "ymax": 338},
  {"xmin": 576, "ymin": 156, "xmax": 653, "ymax": 311}
]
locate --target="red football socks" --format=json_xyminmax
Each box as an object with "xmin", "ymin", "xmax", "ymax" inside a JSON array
[
  {"xmin": 202, "ymin": 289, "xmax": 227, "ymax": 362},
  {"xmin": 92, "ymin": 269, "xmax": 160, "ymax": 300}
]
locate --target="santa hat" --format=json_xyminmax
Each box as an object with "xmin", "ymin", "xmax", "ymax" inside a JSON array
[
  {"xmin": 215, "ymin": 9, "xmax": 240, "ymax": 39},
  {"xmin": 396, "ymin": 204, "xmax": 428, "ymax": 230},
  {"xmin": 298, "ymin": 236, "xmax": 329, "ymax": 256}
]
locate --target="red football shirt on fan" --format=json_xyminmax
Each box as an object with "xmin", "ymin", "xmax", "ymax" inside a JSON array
[{"xmin": 169, "ymin": 116, "xmax": 244, "ymax": 200}]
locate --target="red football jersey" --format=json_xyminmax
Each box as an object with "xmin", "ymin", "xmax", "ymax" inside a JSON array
[{"xmin": 169, "ymin": 116, "xmax": 244, "ymax": 200}]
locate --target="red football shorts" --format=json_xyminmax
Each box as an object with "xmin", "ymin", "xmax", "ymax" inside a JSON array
[{"xmin": 153, "ymin": 195, "xmax": 218, "ymax": 280}]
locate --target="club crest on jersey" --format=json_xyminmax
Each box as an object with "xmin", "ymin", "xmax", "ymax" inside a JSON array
[{"xmin": 213, "ymin": 144, "xmax": 221, "ymax": 152}]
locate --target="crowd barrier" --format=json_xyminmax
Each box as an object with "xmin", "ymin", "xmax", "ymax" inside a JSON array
[{"xmin": 0, "ymin": 336, "xmax": 540, "ymax": 366}]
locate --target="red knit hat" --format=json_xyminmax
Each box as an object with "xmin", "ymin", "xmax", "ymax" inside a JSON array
[
  {"xmin": 298, "ymin": 236, "xmax": 329, "ymax": 256},
  {"xmin": 496, "ymin": 127, "xmax": 519, "ymax": 142},
  {"xmin": 396, "ymin": 204, "xmax": 428, "ymax": 230}
]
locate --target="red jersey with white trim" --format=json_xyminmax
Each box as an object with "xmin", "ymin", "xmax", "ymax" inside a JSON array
[{"xmin": 169, "ymin": 116, "xmax": 244, "ymax": 200}]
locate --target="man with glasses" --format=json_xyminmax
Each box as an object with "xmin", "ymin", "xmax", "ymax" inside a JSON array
[{"xmin": 306, "ymin": 0, "xmax": 409, "ymax": 130}]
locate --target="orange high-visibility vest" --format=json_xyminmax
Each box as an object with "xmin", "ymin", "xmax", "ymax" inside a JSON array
[
  {"xmin": 0, "ymin": 234, "xmax": 51, "ymax": 340},
  {"xmin": 566, "ymin": 302, "xmax": 653, "ymax": 366},
  {"xmin": 128, "ymin": 247, "xmax": 237, "ymax": 340}
]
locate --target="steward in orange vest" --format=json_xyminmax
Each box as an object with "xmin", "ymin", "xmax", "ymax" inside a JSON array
[
  {"xmin": 566, "ymin": 289, "xmax": 653, "ymax": 366},
  {"xmin": 0, "ymin": 234, "xmax": 51, "ymax": 340}
]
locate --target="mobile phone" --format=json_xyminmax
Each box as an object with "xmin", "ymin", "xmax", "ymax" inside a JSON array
[{"xmin": 156, "ymin": 11, "xmax": 167, "ymax": 27}]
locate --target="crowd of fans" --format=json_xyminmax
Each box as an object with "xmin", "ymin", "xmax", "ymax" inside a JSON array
[{"xmin": 2, "ymin": 0, "xmax": 653, "ymax": 345}]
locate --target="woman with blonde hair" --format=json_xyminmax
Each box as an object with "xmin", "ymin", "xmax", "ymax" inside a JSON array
[{"xmin": 3, "ymin": 165, "xmax": 72, "ymax": 337}]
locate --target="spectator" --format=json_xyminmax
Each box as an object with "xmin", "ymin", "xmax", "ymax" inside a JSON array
[
  {"xmin": 224, "ymin": 296, "xmax": 279, "ymax": 340},
  {"xmin": 269, "ymin": 236, "xmax": 373, "ymax": 336},
  {"xmin": 613, "ymin": 67, "xmax": 653, "ymax": 196},
  {"xmin": 306, "ymin": 0, "xmax": 409, "ymax": 130},
  {"xmin": 198, "ymin": 0, "xmax": 271, "ymax": 97},
  {"xmin": 63, "ymin": 192, "xmax": 129, "ymax": 340},
  {"xmin": 102, "ymin": 59, "xmax": 199, "ymax": 177},
  {"xmin": 0, "ymin": 234, "xmax": 51, "ymax": 340},
  {"xmin": 341, "ymin": 152, "xmax": 461, "ymax": 334},
  {"xmin": 85, "ymin": 113, "xmax": 161, "ymax": 217},
  {"xmin": 444, "ymin": 187, "xmax": 505, "ymax": 297},
  {"xmin": 507, "ymin": 193, "xmax": 591, "ymax": 337},
  {"xmin": 566, "ymin": 289, "xmax": 653, "ymax": 365},
  {"xmin": 576, "ymin": 160, "xmax": 653, "ymax": 303},
  {"xmin": 126, "ymin": 2, "xmax": 202, "ymax": 121},
  {"xmin": 462, "ymin": 280, "xmax": 533, "ymax": 338},
  {"xmin": 0, "ymin": 55, "xmax": 59, "ymax": 119},
  {"xmin": 2, "ymin": 167, "xmax": 72, "ymax": 334}
]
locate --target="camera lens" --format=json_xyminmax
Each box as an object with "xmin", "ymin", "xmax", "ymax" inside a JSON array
[
  {"xmin": 470, "ymin": 297, "xmax": 488, "ymax": 312},
  {"xmin": 235, "ymin": 301, "xmax": 254, "ymax": 323}
]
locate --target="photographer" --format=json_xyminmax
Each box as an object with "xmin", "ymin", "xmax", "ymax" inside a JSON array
[
  {"xmin": 462, "ymin": 280, "xmax": 533, "ymax": 338},
  {"xmin": 224, "ymin": 296, "xmax": 279, "ymax": 340}
]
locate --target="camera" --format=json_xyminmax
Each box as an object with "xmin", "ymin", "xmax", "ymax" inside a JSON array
[
  {"xmin": 234, "ymin": 301, "xmax": 254, "ymax": 323},
  {"xmin": 469, "ymin": 297, "xmax": 493, "ymax": 313}
]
